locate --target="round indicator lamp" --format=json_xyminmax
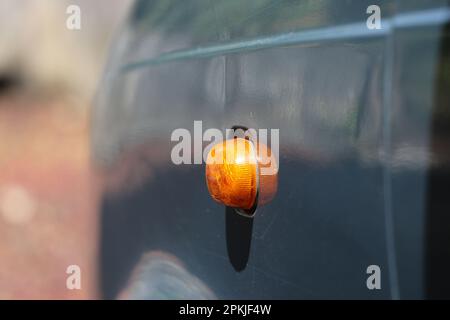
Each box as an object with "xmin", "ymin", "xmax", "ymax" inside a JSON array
[{"xmin": 205, "ymin": 137, "xmax": 278, "ymax": 215}]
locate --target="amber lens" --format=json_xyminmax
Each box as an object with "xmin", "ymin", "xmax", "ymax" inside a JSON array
[
  {"xmin": 205, "ymin": 138, "xmax": 257, "ymax": 210},
  {"xmin": 255, "ymin": 142, "xmax": 278, "ymax": 206}
]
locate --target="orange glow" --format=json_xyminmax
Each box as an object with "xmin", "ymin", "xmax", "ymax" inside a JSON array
[
  {"xmin": 205, "ymin": 138, "xmax": 257, "ymax": 210},
  {"xmin": 255, "ymin": 142, "xmax": 278, "ymax": 206},
  {"xmin": 205, "ymin": 137, "xmax": 278, "ymax": 212}
]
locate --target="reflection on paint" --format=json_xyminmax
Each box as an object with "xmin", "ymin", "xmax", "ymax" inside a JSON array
[{"xmin": 119, "ymin": 251, "xmax": 216, "ymax": 300}]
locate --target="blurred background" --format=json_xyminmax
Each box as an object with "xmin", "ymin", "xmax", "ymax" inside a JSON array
[{"xmin": 0, "ymin": 0, "xmax": 132, "ymax": 298}]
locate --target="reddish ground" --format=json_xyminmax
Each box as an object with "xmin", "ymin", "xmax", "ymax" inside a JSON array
[{"xmin": 0, "ymin": 93, "xmax": 99, "ymax": 299}]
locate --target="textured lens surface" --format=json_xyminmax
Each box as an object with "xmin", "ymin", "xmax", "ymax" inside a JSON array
[{"xmin": 205, "ymin": 138, "xmax": 257, "ymax": 210}]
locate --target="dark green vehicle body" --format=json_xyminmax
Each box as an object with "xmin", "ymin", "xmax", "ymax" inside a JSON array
[{"xmin": 92, "ymin": 0, "xmax": 450, "ymax": 299}]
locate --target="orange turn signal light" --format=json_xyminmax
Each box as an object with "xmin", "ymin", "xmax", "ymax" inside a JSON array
[{"xmin": 205, "ymin": 137, "xmax": 278, "ymax": 215}]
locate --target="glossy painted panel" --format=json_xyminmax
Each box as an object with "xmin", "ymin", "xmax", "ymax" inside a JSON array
[{"xmin": 92, "ymin": 0, "xmax": 450, "ymax": 299}]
